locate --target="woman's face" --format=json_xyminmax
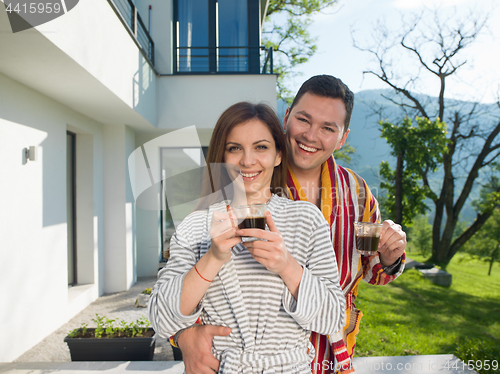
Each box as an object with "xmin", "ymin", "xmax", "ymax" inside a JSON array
[{"xmin": 224, "ymin": 119, "xmax": 282, "ymax": 204}]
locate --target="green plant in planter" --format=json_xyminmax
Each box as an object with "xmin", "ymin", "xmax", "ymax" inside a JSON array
[
  {"xmin": 141, "ymin": 287, "xmax": 152, "ymax": 295},
  {"xmin": 128, "ymin": 316, "xmax": 149, "ymax": 337},
  {"xmin": 117, "ymin": 320, "xmax": 129, "ymax": 337},
  {"xmin": 65, "ymin": 314, "xmax": 155, "ymax": 361},
  {"xmin": 68, "ymin": 314, "xmax": 152, "ymax": 339},
  {"xmin": 104, "ymin": 317, "xmax": 116, "ymax": 338},
  {"xmin": 68, "ymin": 323, "xmax": 87, "ymax": 338},
  {"xmin": 92, "ymin": 314, "xmax": 105, "ymax": 338}
]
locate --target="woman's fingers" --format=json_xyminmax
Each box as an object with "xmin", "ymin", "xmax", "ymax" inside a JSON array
[
  {"xmin": 210, "ymin": 211, "xmax": 235, "ymax": 239},
  {"xmin": 236, "ymin": 228, "xmax": 278, "ymax": 241},
  {"xmin": 264, "ymin": 211, "xmax": 279, "ymax": 232},
  {"xmin": 243, "ymin": 228, "xmax": 290, "ymax": 274},
  {"xmin": 209, "ymin": 210, "xmax": 241, "ymax": 263}
]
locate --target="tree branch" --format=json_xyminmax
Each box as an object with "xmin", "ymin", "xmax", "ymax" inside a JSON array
[
  {"xmin": 448, "ymin": 209, "xmax": 495, "ymax": 261},
  {"xmin": 363, "ymin": 71, "xmax": 429, "ymax": 118},
  {"xmin": 454, "ymin": 121, "xmax": 500, "ymax": 216},
  {"xmin": 400, "ymin": 38, "xmax": 438, "ymax": 76}
]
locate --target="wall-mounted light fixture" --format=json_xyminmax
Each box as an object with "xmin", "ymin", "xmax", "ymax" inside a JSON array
[{"xmin": 25, "ymin": 146, "xmax": 37, "ymax": 162}]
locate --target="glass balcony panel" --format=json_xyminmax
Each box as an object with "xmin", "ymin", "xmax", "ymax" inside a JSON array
[
  {"xmin": 177, "ymin": 0, "xmax": 209, "ymax": 72},
  {"xmin": 217, "ymin": 0, "xmax": 248, "ymax": 72}
]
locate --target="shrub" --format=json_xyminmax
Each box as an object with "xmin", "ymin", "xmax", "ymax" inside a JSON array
[{"xmin": 456, "ymin": 338, "xmax": 500, "ymax": 374}]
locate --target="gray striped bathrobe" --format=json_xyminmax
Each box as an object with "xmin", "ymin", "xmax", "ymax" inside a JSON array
[{"xmin": 149, "ymin": 195, "xmax": 346, "ymax": 374}]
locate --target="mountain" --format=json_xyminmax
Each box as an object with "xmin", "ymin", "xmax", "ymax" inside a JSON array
[
  {"xmin": 341, "ymin": 89, "xmax": 396, "ymax": 188},
  {"xmin": 347, "ymin": 89, "xmax": 500, "ymax": 222},
  {"xmin": 278, "ymin": 89, "xmax": 500, "ymax": 223}
]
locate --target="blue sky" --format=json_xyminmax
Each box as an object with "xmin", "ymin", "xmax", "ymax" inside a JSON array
[{"xmin": 287, "ymin": 0, "xmax": 500, "ymax": 104}]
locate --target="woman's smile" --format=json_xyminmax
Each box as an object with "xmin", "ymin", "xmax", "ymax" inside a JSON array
[{"xmin": 240, "ymin": 170, "xmax": 262, "ymax": 181}]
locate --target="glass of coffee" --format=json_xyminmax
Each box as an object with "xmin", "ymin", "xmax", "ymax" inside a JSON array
[
  {"xmin": 354, "ymin": 222, "xmax": 383, "ymax": 256},
  {"xmin": 232, "ymin": 204, "xmax": 267, "ymax": 242}
]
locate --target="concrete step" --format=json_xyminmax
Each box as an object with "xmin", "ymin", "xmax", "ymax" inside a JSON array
[
  {"xmin": 352, "ymin": 354, "xmax": 477, "ymax": 373},
  {"xmin": 0, "ymin": 354, "xmax": 478, "ymax": 374}
]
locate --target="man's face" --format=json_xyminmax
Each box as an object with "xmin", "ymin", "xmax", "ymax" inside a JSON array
[{"xmin": 284, "ymin": 92, "xmax": 350, "ymax": 173}]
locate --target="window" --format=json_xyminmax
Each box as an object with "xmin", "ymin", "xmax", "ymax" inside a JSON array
[
  {"xmin": 174, "ymin": 0, "xmax": 259, "ymax": 74},
  {"xmin": 160, "ymin": 147, "xmax": 209, "ymax": 260}
]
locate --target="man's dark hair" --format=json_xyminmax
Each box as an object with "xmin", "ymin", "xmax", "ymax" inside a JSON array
[{"xmin": 290, "ymin": 75, "xmax": 354, "ymax": 131}]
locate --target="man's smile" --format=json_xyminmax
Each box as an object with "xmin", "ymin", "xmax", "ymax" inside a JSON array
[{"xmin": 297, "ymin": 141, "xmax": 319, "ymax": 153}]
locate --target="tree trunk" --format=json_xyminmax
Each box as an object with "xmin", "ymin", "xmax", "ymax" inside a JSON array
[
  {"xmin": 489, "ymin": 245, "xmax": 500, "ymax": 276},
  {"xmin": 431, "ymin": 197, "xmax": 445, "ymax": 261},
  {"xmin": 432, "ymin": 119, "xmax": 500, "ymax": 265},
  {"xmin": 394, "ymin": 151, "xmax": 404, "ymax": 224}
]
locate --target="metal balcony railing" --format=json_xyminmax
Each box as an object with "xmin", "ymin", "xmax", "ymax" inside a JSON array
[
  {"xmin": 108, "ymin": 0, "xmax": 155, "ymax": 66},
  {"xmin": 175, "ymin": 46, "xmax": 273, "ymax": 74}
]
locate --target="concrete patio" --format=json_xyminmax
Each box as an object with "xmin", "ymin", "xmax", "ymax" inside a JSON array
[
  {"xmin": 11, "ymin": 277, "xmax": 173, "ymax": 363},
  {"xmin": 4, "ymin": 277, "xmax": 477, "ymax": 374}
]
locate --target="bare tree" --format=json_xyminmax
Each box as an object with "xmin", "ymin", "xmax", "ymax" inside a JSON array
[{"xmin": 354, "ymin": 7, "xmax": 500, "ymax": 265}]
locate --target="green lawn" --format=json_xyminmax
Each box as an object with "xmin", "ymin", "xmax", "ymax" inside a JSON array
[{"xmin": 354, "ymin": 252, "xmax": 500, "ymax": 357}]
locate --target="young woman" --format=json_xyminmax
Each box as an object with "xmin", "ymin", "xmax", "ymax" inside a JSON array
[{"xmin": 149, "ymin": 102, "xmax": 345, "ymax": 373}]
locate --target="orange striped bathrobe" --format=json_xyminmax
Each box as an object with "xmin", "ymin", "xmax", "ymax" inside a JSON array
[{"xmin": 287, "ymin": 156, "xmax": 406, "ymax": 374}]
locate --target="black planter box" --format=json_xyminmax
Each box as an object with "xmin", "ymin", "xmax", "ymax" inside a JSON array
[{"xmin": 64, "ymin": 328, "xmax": 155, "ymax": 361}]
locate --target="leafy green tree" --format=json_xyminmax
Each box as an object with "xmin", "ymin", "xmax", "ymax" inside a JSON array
[
  {"xmin": 354, "ymin": 7, "xmax": 500, "ymax": 265},
  {"xmin": 462, "ymin": 208, "xmax": 500, "ymax": 276},
  {"xmin": 262, "ymin": 0, "xmax": 338, "ymax": 102},
  {"xmin": 333, "ymin": 141, "xmax": 356, "ymax": 166},
  {"xmin": 408, "ymin": 214, "xmax": 433, "ymax": 258},
  {"xmin": 379, "ymin": 117, "xmax": 448, "ymax": 226},
  {"xmin": 457, "ymin": 166, "xmax": 500, "ymax": 274}
]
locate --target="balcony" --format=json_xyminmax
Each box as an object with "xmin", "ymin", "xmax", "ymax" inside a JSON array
[
  {"xmin": 108, "ymin": 0, "xmax": 155, "ymax": 67},
  {"xmin": 107, "ymin": 0, "xmax": 274, "ymax": 76},
  {"xmin": 175, "ymin": 46, "xmax": 273, "ymax": 74}
]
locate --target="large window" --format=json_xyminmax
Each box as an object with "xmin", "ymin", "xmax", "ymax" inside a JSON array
[
  {"xmin": 174, "ymin": 0, "xmax": 259, "ymax": 74},
  {"xmin": 176, "ymin": 0, "xmax": 209, "ymax": 72},
  {"xmin": 217, "ymin": 0, "xmax": 248, "ymax": 72},
  {"xmin": 160, "ymin": 147, "xmax": 209, "ymax": 260}
]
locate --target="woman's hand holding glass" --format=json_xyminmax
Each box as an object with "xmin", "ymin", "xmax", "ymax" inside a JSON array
[
  {"xmin": 237, "ymin": 211, "xmax": 288, "ymax": 273},
  {"xmin": 208, "ymin": 210, "xmax": 241, "ymax": 264},
  {"xmin": 238, "ymin": 211, "xmax": 303, "ymax": 299}
]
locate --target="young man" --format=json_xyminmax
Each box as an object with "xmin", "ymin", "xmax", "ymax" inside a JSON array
[{"xmin": 168, "ymin": 75, "xmax": 406, "ymax": 374}]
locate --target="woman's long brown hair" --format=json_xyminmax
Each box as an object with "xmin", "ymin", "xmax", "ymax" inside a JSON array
[{"xmin": 197, "ymin": 102, "xmax": 288, "ymax": 209}]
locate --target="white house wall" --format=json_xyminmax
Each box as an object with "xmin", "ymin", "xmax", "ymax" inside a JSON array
[
  {"xmin": 0, "ymin": 0, "xmax": 158, "ymax": 131},
  {"xmin": 158, "ymin": 75, "xmax": 277, "ymax": 129},
  {"xmin": 0, "ymin": 72, "xmax": 110, "ymax": 361},
  {"xmin": 35, "ymin": 0, "xmax": 158, "ymax": 127},
  {"xmin": 134, "ymin": 0, "xmax": 174, "ymax": 74},
  {"xmin": 103, "ymin": 125, "xmax": 137, "ymax": 293},
  {"xmin": 0, "ymin": 0, "xmax": 278, "ymax": 361}
]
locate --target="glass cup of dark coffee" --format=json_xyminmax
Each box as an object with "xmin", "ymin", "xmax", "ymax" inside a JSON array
[
  {"xmin": 233, "ymin": 204, "xmax": 267, "ymax": 242},
  {"xmin": 354, "ymin": 222, "xmax": 383, "ymax": 256}
]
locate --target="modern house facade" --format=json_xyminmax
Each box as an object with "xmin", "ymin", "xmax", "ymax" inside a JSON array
[{"xmin": 0, "ymin": 0, "xmax": 276, "ymax": 362}]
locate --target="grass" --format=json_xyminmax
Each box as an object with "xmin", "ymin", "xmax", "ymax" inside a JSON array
[{"xmin": 354, "ymin": 251, "xmax": 500, "ymax": 357}]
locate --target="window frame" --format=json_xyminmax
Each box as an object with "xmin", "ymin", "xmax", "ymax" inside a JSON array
[{"xmin": 172, "ymin": 0, "xmax": 260, "ymax": 74}]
